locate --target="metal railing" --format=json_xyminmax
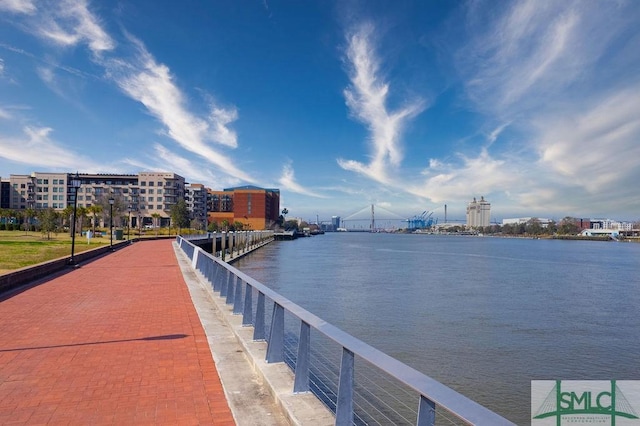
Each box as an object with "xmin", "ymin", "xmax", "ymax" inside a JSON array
[{"xmin": 176, "ymin": 236, "xmax": 515, "ymax": 426}]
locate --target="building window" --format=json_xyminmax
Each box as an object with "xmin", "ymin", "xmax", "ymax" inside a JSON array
[
  {"xmin": 140, "ymin": 189, "xmax": 146, "ymax": 194},
  {"xmin": 157, "ymin": 205, "xmax": 162, "ymax": 210},
  {"xmin": 157, "ymin": 181, "xmax": 162, "ymax": 187},
  {"xmin": 149, "ymin": 181, "xmax": 154, "ymax": 186},
  {"xmin": 37, "ymin": 179, "xmax": 42, "ymax": 184},
  {"xmin": 157, "ymin": 189, "xmax": 162, "ymax": 194},
  {"xmin": 148, "ymin": 205, "xmax": 153, "ymax": 210},
  {"xmin": 43, "ymin": 179, "xmax": 49, "ymax": 184},
  {"xmin": 157, "ymin": 197, "xmax": 162, "ymax": 202},
  {"xmin": 149, "ymin": 189, "xmax": 154, "ymax": 194},
  {"xmin": 140, "ymin": 181, "xmax": 146, "ymax": 186},
  {"xmin": 59, "ymin": 180, "xmax": 64, "ymax": 185}
]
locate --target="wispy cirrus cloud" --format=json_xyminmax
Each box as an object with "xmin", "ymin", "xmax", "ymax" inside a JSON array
[
  {"xmin": 104, "ymin": 34, "xmax": 254, "ymax": 183},
  {"xmin": 32, "ymin": 0, "xmax": 115, "ymax": 55},
  {"xmin": 417, "ymin": 0, "xmax": 640, "ymax": 217},
  {"xmin": 338, "ymin": 22, "xmax": 425, "ymax": 184},
  {"xmin": 5, "ymin": 1, "xmax": 255, "ymax": 184},
  {"xmin": 536, "ymin": 85, "xmax": 640, "ymax": 192},
  {"xmin": 0, "ymin": 125, "xmax": 102, "ymax": 170},
  {"xmin": 278, "ymin": 161, "xmax": 326, "ymax": 198},
  {"xmin": 0, "ymin": 0, "xmax": 36, "ymax": 14}
]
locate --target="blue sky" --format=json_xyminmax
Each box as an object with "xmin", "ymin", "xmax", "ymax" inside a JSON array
[{"xmin": 1, "ymin": 0, "xmax": 639, "ymax": 223}]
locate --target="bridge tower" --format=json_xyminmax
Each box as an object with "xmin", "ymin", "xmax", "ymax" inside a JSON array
[{"xmin": 371, "ymin": 204, "xmax": 375, "ymax": 232}]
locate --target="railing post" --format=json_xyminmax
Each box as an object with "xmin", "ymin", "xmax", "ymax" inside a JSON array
[
  {"xmin": 206, "ymin": 259, "xmax": 212, "ymax": 284},
  {"xmin": 220, "ymin": 269, "xmax": 229, "ymax": 297},
  {"xmin": 226, "ymin": 273, "xmax": 235, "ymax": 305},
  {"xmin": 253, "ymin": 292, "xmax": 266, "ymax": 340},
  {"xmin": 417, "ymin": 395, "xmax": 436, "ymax": 426},
  {"xmin": 242, "ymin": 283, "xmax": 253, "ymax": 326},
  {"xmin": 266, "ymin": 303, "xmax": 285, "ymax": 363},
  {"xmin": 213, "ymin": 263, "xmax": 221, "ymax": 292},
  {"xmin": 335, "ymin": 347, "xmax": 354, "ymax": 426},
  {"xmin": 293, "ymin": 321, "xmax": 310, "ymax": 393},
  {"xmin": 233, "ymin": 276, "xmax": 243, "ymax": 314}
]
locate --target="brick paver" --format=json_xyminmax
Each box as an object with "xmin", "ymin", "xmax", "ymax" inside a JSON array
[{"xmin": 0, "ymin": 240, "xmax": 235, "ymax": 425}]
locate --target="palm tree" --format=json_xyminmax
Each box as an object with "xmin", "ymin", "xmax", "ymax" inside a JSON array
[
  {"xmin": 24, "ymin": 208, "xmax": 36, "ymax": 234},
  {"xmin": 87, "ymin": 204, "xmax": 103, "ymax": 235},
  {"xmin": 151, "ymin": 213, "xmax": 161, "ymax": 236},
  {"xmin": 76, "ymin": 206, "xmax": 88, "ymax": 236}
]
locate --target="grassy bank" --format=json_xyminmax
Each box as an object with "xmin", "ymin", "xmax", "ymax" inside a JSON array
[{"xmin": 0, "ymin": 231, "xmax": 111, "ymax": 274}]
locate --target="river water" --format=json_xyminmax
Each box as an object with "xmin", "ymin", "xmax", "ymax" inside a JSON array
[{"xmin": 233, "ymin": 233, "xmax": 640, "ymax": 424}]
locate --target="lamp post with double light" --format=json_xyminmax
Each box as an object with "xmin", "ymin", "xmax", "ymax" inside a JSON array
[
  {"xmin": 69, "ymin": 172, "xmax": 82, "ymax": 265},
  {"xmin": 108, "ymin": 196, "xmax": 114, "ymax": 250}
]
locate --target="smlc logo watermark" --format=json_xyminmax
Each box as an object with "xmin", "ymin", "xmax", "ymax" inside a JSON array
[{"xmin": 532, "ymin": 380, "xmax": 640, "ymax": 426}]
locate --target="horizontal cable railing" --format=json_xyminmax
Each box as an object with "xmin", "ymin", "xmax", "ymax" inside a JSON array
[{"xmin": 177, "ymin": 236, "xmax": 515, "ymax": 426}]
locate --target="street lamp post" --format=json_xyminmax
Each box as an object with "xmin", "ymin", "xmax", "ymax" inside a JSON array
[
  {"xmin": 127, "ymin": 205, "xmax": 131, "ymax": 240},
  {"xmin": 69, "ymin": 172, "xmax": 82, "ymax": 265},
  {"xmin": 108, "ymin": 196, "xmax": 114, "ymax": 250}
]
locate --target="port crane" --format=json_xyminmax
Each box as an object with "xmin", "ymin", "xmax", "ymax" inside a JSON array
[{"xmin": 406, "ymin": 211, "xmax": 437, "ymax": 230}]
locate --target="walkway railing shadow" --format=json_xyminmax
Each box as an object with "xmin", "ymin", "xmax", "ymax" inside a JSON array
[
  {"xmin": 0, "ymin": 334, "xmax": 188, "ymax": 352},
  {"xmin": 177, "ymin": 236, "xmax": 515, "ymax": 426}
]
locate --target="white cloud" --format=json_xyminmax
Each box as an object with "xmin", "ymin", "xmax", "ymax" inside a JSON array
[
  {"xmin": 338, "ymin": 22, "xmax": 425, "ymax": 184},
  {"xmin": 105, "ymin": 35, "xmax": 255, "ymax": 183},
  {"xmin": 209, "ymin": 106, "xmax": 238, "ymax": 148},
  {"xmin": 36, "ymin": 0, "xmax": 115, "ymax": 54},
  {"xmin": 278, "ymin": 161, "xmax": 326, "ymax": 198},
  {"xmin": 0, "ymin": 125, "xmax": 102, "ymax": 170},
  {"xmin": 0, "ymin": 0, "xmax": 36, "ymax": 14},
  {"xmin": 411, "ymin": 149, "xmax": 520, "ymax": 204},
  {"xmin": 537, "ymin": 86, "xmax": 640, "ymax": 192},
  {"xmin": 442, "ymin": 0, "xmax": 640, "ymax": 217}
]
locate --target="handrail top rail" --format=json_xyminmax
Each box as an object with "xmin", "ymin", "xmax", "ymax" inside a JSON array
[{"xmin": 178, "ymin": 236, "xmax": 514, "ymax": 425}]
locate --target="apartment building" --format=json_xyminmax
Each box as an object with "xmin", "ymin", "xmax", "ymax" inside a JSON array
[
  {"xmin": 7, "ymin": 172, "xmax": 68, "ymax": 210},
  {"xmin": 208, "ymin": 185, "xmax": 280, "ymax": 230},
  {"xmin": 186, "ymin": 183, "xmax": 208, "ymax": 229},
  {"xmin": 4, "ymin": 171, "xmax": 185, "ymax": 228}
]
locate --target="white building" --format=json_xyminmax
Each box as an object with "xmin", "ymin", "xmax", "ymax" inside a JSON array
[
  {"xmin": 186, "ymin": 183, "xmax": 208, "ymax": 229},
  {"xmin": 466, "ymin": 196, "xmax": 491, "ymax": 228}
]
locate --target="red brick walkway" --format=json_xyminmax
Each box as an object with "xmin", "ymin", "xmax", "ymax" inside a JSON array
[{"xmin": 0, "ymin": 240, "xmax": 235, "ymax": 425}]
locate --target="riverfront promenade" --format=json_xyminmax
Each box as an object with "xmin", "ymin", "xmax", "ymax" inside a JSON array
[{"xmin": 0, "ymin": 240, "xmax": 287, "ymax": 425}]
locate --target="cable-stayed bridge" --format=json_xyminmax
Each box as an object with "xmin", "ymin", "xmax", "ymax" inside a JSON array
[{"xmin": 339, "ymin": 204, "xmax": 405, "ymax": 232}]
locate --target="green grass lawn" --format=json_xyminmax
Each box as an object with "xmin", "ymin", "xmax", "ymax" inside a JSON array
[{"xmin": 0, "ymin": 230, "xmax": 111, "ymax": 274}]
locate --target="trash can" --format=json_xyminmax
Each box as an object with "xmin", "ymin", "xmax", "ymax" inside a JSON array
[{"xmin": 115, "ymin": 229, "xmax": 124, "ymax": 240}]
